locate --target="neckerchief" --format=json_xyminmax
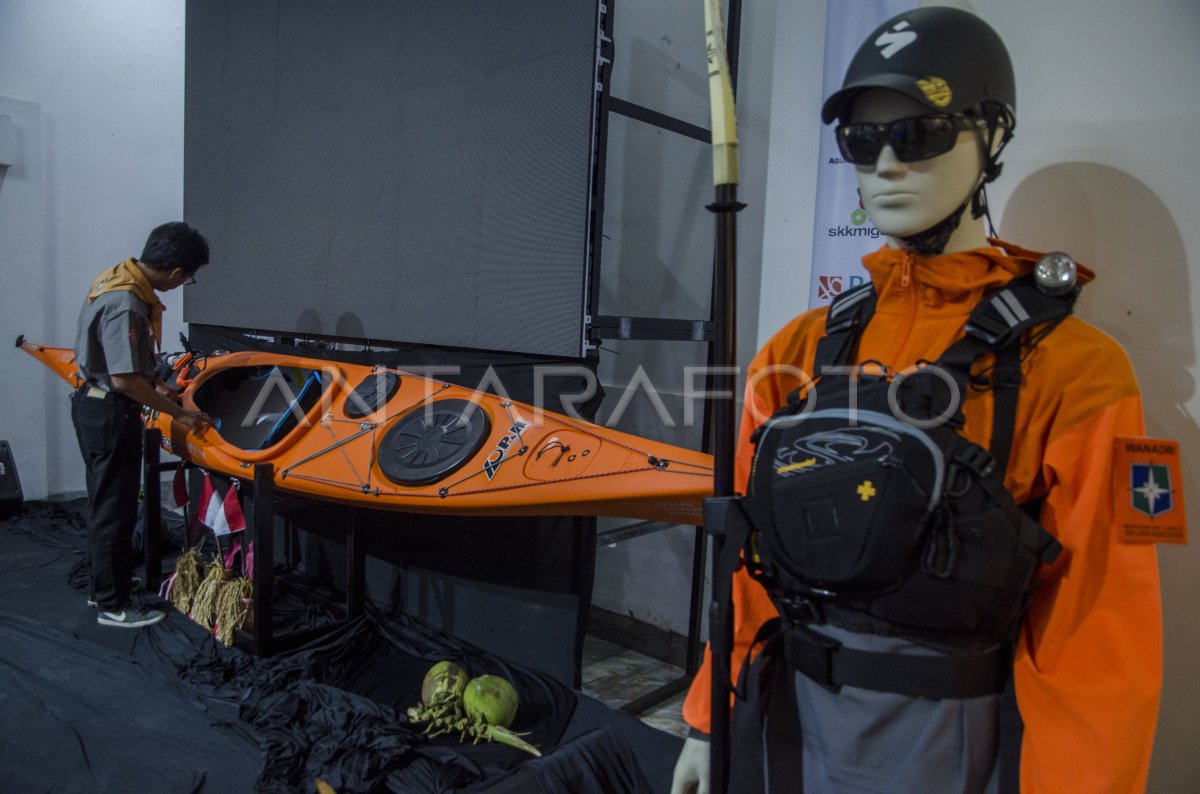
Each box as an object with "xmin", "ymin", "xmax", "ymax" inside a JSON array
[{"xmin": 87, "ymin": 258, "xmax": 165, "ymax": 347}]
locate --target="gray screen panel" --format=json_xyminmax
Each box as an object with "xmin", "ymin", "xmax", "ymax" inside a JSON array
[{"xmin": 184, "ymin": 1, "xmax": 600, "ymax": 357}]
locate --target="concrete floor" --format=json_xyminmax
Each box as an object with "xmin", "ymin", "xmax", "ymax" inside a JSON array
[{"xmin": 581, "ymin": 634, "xmax": 689, "ymax": 738}]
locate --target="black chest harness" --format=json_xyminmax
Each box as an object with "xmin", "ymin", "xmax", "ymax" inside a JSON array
[{"xmin": 709, "ymin": 275, "xmax": 1077, "ymax": 700}]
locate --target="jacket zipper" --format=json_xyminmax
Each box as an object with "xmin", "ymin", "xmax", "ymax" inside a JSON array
[{"xmin": 884, "ymin": 251, "xmax": 921, "ymax": 366}]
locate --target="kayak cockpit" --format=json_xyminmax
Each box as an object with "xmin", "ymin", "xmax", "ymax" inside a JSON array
[{"xmin": 192, "ymin": 364, "xmax": 329, "ymax": 451}]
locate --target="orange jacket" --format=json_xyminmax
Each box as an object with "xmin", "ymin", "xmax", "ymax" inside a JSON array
[{"xmin": 683, "ymin": 241, "xmax": 1162, "ymax": 792}]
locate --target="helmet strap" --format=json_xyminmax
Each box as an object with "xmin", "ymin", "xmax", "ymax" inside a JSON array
[
  {"xmin": 973, "ymin": 104, "xmax": 1014, "ymax": 233},
  {"xmin": 897, "ymin": 202, "xmax": 970, "ymax": 256},
  {"xmin": 973, "ymin": 184, "xmax": 1000, "ymax": 238}
]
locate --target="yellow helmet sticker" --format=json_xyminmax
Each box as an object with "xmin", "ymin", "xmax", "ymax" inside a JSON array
[
  {"xmin": 857, "ymin": 480, "xmax": 877, "ymax": 502},
  {"xmin": 916, "ymin": 76, "xmax": 953, "ymax": 108}
]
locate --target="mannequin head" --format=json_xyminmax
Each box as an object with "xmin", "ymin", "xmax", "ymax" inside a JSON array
[
  {"xmin": 847, "ymin": 89, "xmax": 991, "ymax": 253},
  {"xmin": 823, "ymin": 6, "xmax": 1016, "ymax": 255}
]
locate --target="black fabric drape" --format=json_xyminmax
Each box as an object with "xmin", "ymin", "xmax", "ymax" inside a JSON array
[{"xmin": 2, "ymin": 501, "xmax": 675, "ymax": 793}]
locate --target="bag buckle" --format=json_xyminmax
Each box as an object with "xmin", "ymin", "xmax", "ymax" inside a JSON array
[
  {"xmin": 953, "ymin": 444, "xmax": 996, "ymax": 478},
  {"xmin": 783, "ymin": 625, "xmax": 842, "ymax": 692},
  {"xmin": 922, "ymin": 521, "xmax": 960, "ymax": 579},
  {"xmin": 777, "ymin": 594, "xmax": 825, "ymax": 625}
]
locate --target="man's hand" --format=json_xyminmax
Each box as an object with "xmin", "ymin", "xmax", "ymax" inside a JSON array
[
  {"xmin": 670, "ymin": 735, "xmax": 711, "ymax": 794},
  {"xmin": 111, "ymin": 374, "xmax": 211, "ymax": 434},
  {"xmin": 172, "ymin": 409, "xmax": 211, "ymax": 436}
]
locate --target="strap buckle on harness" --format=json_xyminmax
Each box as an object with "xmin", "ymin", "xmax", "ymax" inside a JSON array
[
  {"xmin": 777, "ymin": 594, "xmax": 825, "ymax": 626},
  {"xmin": 954, "ymin": 444, "xmax": 996, "ymax": 479},
  {"xmin": 945, "ymin": 445, "xmax": 995, "ymax": 500},
  {"xmin": 964, "ymin": 311, "xmax": 1013, "ymax": 346},
  {"xmin": 783, "ymin": 624, "xmax": 843, "ymax": 692},
  {"xmin": 922, "ymin": 523, "xmax": 960, "ymax": 579}
]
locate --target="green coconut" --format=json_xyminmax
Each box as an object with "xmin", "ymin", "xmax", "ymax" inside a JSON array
[
  {"xmin": 463, "ymin": 675, "xmax": 519, "ymax": 727},
  {"xmin": 421, "ymin": 660, "xmax": 468, "ymax": 706},
  {"xmin": 407, "ymin": 660, "xmax": 469, "ymax": 732},
  {"xmin": 462, "ymin": 674, "xmax": 540, "ymax": 757}
]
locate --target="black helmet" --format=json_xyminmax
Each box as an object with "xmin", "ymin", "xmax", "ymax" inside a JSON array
[
  {"xmin": 821, "ymin": 7, "xmax": 1016, "ymax": 255},
  {"xmin": 821, "ymin": 6, "xmax": 1015, "ymax": 126}
]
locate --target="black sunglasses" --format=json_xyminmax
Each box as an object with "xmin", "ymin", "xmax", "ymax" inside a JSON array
[
  {"xmin": 835, "ymin": 114, "xmax": 988, "ymax": 165},
  {"xmin": 183, "ymin": 273, "xmax": 197, "ymax": 286}
]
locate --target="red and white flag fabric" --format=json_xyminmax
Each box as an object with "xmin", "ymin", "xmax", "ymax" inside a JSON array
[
  {"xmin": 199, "ymin": 473, "xmax": 247, "ymax": 536},
  {"xmin": 167, "ymin": 463, "xmax": 190, "ymax": 510},
  {"xmin": 223, "ymin": 539, "xmax": 256, "ymax": 582}
]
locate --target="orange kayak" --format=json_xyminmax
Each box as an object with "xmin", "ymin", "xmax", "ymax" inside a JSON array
[{"xmin": 18, "ymin": 337, "xmax": 712, "ymax": 524}]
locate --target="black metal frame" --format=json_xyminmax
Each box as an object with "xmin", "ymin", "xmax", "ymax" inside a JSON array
[
  {"xmin": 581, "ymin": 0, "xmax": 744, "ymax": 720},
  {"xmin": 142, "ymin": 429, "xmax": 367, "ymax": 656}
]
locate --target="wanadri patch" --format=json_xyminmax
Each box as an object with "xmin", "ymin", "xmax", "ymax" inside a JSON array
[{"xmin": 1113, "ymin": 436, "xmax": 1187, "ymax": 544}]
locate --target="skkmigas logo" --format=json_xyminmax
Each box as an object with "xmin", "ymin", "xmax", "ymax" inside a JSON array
[{"xmin": 827, "ymin": 199, "xmax": 879, "ymax": 240}]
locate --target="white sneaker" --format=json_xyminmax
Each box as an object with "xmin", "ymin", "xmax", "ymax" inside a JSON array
[{"xmin": 97, "ymin": 605, "xmax": 165, "ymax": 628}]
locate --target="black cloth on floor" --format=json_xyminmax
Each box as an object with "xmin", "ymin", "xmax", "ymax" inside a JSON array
[
  {"xmin": 463, "ymin": 726, "xmax": 657, "ymax": 794},
  {"xmin": 2, "ymin": 501, "xmax": 680, "ymax": 792},
  {"xmin": 0, "ymin": 609, "xmax": 261, "ymax": 793},
  {"xmin": 137, "ymin": 608, "xmax": 580, "ymax": 792}
]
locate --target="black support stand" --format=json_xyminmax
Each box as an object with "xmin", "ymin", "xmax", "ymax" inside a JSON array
[
  {"xmin": 249, "ymin": 463, "xmax": 275, "ymax": 655},
  {"xmin": 140, "ymin": 434, "xmax": 367, "ymax": 657},
  {"xmin": 141, "ymin": 429, "xmax": 167, "ymax": 592}
]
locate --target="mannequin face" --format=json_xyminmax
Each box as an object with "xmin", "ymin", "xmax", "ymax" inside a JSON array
[{"xmin": 849, "ymin": 89, "xmax": 987, "ymax": 246}]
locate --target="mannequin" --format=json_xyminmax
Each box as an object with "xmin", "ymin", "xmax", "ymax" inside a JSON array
[
  {"xmin": 672, "ymin": 7, "xmax": 1161, "ymax": 794},
  {"xmin": 669, "ymin": 86, "xmax": 1002, "ymax": 794}
]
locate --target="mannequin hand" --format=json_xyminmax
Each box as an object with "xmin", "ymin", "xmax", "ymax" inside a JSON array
[{"xmin": 670, "ymin": 735, "xmax": 710, "ymax": 794}]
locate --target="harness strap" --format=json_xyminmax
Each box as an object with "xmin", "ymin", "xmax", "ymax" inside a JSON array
[
  {"xmin": 937, "ymin": 334, "xmax": 1023, "ymax": 467},
  {"xmin": 729, "ymin": 617, "xmax": 805, "ymax": 794},
  {"xmin": 964, "ymin": 276, "xmax": 1074, "ymax": 347},
  {"xmin": 988, "ymin": 346, "xmax": 1022, "ymax": 472},
  {"xmin": 938, "ymin": 275, "xmax": 1075, "ymax": 469},
  {"xmin": 783, "ymin": 624, "xmax": 1013, "ymax": 699},
  {"xmin": 814, "ymin": 283, "xmax": 876, "ymax": 375}
]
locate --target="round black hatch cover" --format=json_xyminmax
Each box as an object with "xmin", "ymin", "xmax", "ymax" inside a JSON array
[
  {"xmin": 345, "ymin": 371, "xmax": 400, "ymax": 419},
  {"xmin": 377, "ymin": 399, "xmax": 491, "ymax": 485}
]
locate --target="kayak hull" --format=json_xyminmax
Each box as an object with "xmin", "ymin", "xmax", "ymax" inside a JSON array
[{"xmin": 19, "ymin": 338, "xmax": 713, "ymax": 524}]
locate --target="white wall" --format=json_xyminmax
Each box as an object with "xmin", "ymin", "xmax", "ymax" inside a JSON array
[{"xmin": 0, "ymin": 0, "xmax": 186, "ymax": 499}]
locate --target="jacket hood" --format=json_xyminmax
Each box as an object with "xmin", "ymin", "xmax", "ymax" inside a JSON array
[{"xmin": 861, "ymin": 239, "xmax": 1094, "ymax": 316}]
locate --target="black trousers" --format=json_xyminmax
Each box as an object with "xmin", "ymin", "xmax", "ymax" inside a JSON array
[{"xmin": 70, "ymin": 387, "xmax": 143, "ymax": 610}]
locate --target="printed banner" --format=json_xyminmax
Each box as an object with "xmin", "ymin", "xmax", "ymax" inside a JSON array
[
  {"xmin": 807, "ymin": 0, "xmax": 914, "ymax": 309},
  {"xmin": 1113, "ymin": 436, "xmax": 1188, "ymax": 544}
]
